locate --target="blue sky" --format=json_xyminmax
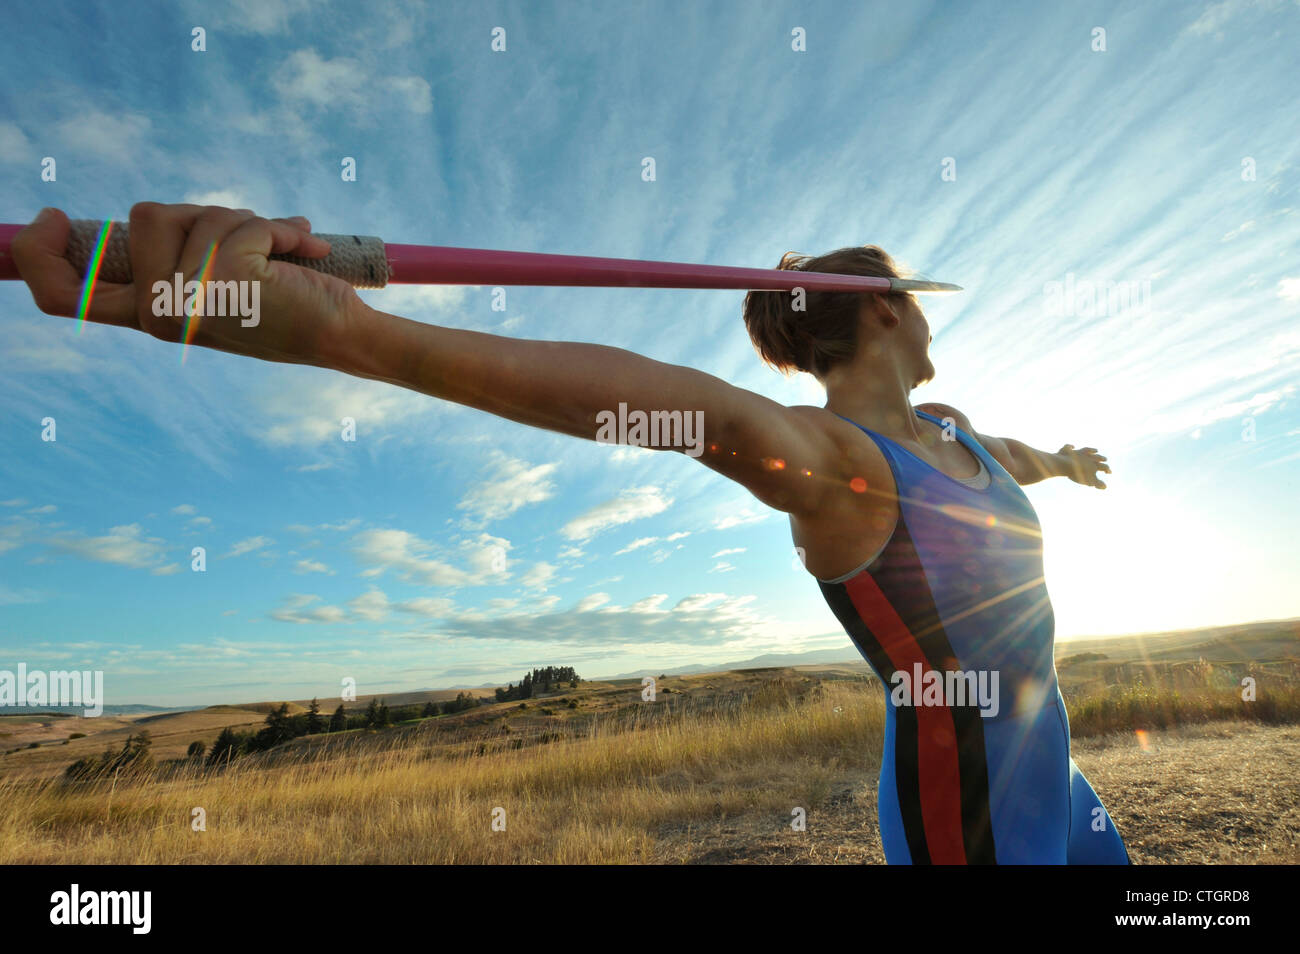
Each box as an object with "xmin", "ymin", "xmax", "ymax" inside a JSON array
[{"xmin": 1, "ymin": 0, "xmax": 1297, "ymax": 707}]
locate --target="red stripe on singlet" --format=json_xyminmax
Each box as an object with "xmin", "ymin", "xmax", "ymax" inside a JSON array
[{"xmin": 844, "ymin": 571, "xmax": 967, "ymax": 864}]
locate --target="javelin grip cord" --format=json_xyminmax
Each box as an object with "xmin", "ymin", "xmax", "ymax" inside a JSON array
[{"xmin": 62, "ymin": 219, "xmax": 391, "ymax": 288}]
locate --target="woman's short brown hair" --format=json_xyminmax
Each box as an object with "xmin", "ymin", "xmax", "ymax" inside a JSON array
[{"xmin": 742, "ymin": 245, "xmax": 907, "ymax": 380}]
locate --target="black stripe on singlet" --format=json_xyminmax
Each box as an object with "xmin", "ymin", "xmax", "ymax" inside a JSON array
[
  {"xmin": 821, "ymin": 516, "xmax": 998, "ymax": 864},
  {"xmin": 819, "ymin": 569, "xmax": 930, "ymax": 864},
  {"xmin": 868, "ymin": 517, "xmax": 998, "ymax": 864}
]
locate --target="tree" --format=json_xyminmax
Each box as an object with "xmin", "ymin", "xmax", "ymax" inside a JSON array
[
  {"xmin": 422, "ymin": 701, "xmax": 438, "ymax": 717},
  {"xmin": 378, "ymin": 701, "xmax": 391, "ymax": 727},
  {"xmin": 208, "ymin": 727, "xmax": 241, "ymax": 766},
  {"xmin": 254, "ymin": 702, "xmax": 295, "ymax": 749},
  {"xmin": 329, "ymin": 704, "xmax": 347, "ymax": 732},
  {"xmin": 306, "ymin": 698, "xmax": 324, "ymax": 734},
  {"xmin": 365, "ymin": 698, "xmax": 380, "ymax": 728},
  {"xmin": 187, "ymin": 740, "xmax": 205, "ymax": 759}
]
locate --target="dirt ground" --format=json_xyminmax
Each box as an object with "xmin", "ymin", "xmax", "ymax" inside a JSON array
[{"xmin": 649, "ymin": 721, "xmax": 1300, "ymax": 864}]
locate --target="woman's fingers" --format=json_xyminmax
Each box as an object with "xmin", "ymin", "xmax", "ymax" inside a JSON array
[
  {"xmin": 11, "ymin": 207, "xmax": 137, "ymax": 326},
  {"xmin": 127, "ymin": 202, "xmax": 212, "ymax": 337},
  {"xmin": 272, "ymin": 215, "xmax": 312, "ymax": 231}
]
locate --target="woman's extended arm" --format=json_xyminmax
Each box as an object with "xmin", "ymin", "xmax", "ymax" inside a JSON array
[
  {"xmin": 331, "ymin": 307, "xmax": 850, "ymax": 514},
  {"xmin": 915, "ymin": 401, "xmax": 1110, "ymax": 489},
  {"xmin": 13, "ymin": 203, "xmax": 854, "ymax": 518}
]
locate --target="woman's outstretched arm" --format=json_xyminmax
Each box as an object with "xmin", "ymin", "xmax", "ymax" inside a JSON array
[
  {"xmin": 13, "ymin": 202, "xmax": 855, "ymax": 517},
  {"xmin": 915, "ymin": 401, "xmax": 1111, "ymax": 489}
]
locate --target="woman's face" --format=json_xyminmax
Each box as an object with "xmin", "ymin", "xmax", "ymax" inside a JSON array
[{"xmin": 898, "ymin": 294, "xmax": 936, "ymax": 388}]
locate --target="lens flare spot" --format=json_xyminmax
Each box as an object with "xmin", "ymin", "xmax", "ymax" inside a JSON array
[
  {"xmin": 1135, "ymin": 729, "xmax": 1151, "ymax": 752},
  {"xmin": 763, "ymin": 457, "xmax": 786, "ymax": 471},
  {"xmin": 850, "ymin": 477, "xmax": 867, "ymax": 493}
]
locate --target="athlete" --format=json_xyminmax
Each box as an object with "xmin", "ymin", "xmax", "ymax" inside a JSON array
[{"xmin": 12, "ymin": 203, "xmax": 1127, "ymax": 864}]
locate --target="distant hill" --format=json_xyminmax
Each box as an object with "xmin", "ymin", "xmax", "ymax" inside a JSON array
[
  {"xmin": 11, "ymin": 617, "xmax": 1294, "ymax": 714},
  {"xmin": 597, "ymin": 646, "xmax": 862, "ymax": 681},
  {"xmin": 0, "ymin": 704, "xmax": 200, "ymax": 717}
]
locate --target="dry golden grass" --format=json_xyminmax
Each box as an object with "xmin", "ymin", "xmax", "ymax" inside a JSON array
[
  {"xmin": 1, "ymin": 674, "xmax": 1295, "ymax": 864},
  {"xmin": 0, "ymin": 680, "xmax": 880, "ymax": 864}
]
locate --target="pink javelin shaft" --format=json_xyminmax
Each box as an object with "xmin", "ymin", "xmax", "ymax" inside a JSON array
[{"xmin": 0, "ymin": 221, "xmax": 961, "ymax": 293}]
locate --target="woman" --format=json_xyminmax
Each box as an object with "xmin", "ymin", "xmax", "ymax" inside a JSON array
[{"xmin": 13, "ymin": 203, "xmax": 1128, "ymax": 864}]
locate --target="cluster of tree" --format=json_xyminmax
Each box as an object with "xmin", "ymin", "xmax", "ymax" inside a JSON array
[
  {"xmin": 201, "ymin": 694, "xmax": 486, "ymax": 767},
  {"xmin": 494, "ymin": 667, "xmax": 580, "ymax": 702},
  {"xmin": 64, "ymin": 730, "xmax": 155, "ymax": 781}
]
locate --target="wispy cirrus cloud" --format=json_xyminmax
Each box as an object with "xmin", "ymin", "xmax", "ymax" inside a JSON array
[{"xmin": 562, "ymin": 487, "xmax": 673, "ymax": 541}]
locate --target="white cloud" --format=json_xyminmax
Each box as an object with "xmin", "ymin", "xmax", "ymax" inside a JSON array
[
  {"xmin": 608, "ymin": 445, "xmax": 654, "ymax": 462},
  {"xmin": 52, "ymin": 109, "xmax": 150, "ymax": 164},
  {"xmin": 171, "ymin": 505, "xmax": 196, "ymax": 515},
  {"xmin": 713, "ymin": 507, "xmax": 772, "ymax": 530},
  {"xmin": 352, "ymin": 528, "xmax": 510, "ymax": 586},
  {"xmin": 359, "ymin": 285, "xmax": 472, "ymax": 319},
  {"xmin": 255, "ymin": 375, "xmax": 434, "ymax": 447},
  {"xmin": 396, "ymin": 597, "xmax": 457, "ymax": 617},
  {"xmin": 573, "ymin": 593, "xmax": 611, "ymax": 612},
  {"xmin": 416, "ymin": 590, "xmax": 769, "ymax": 646},
  {"xmin": 48, "ymin": 524, "xmax": 167, "ymax": 570},
  {"xmin": 521, "ymin": 562, "xmax": 558, "ymax": 590},
  {"xmin": 181, "ymin": 189, "xmax": 251, "ymax": 209},
  {"xmin": 272, "ymin": 49, "xmax": 431, "ymax": 114},
  {"xmin": 1145, "ymin": 387, "xmax": 1293, "ymax": 434},
  {"xmin": 1277, "ymin": 277, "xmax": 1300, "ymax": 302},
  {"xmin": 270, "ymin": 593, "xmax": 348, "ymax": 624},
  {"xmin": 712, "ymin": 547, "xmax": 746, "ymax": 558},
  {"xmin": 320, "ymin": 519, "xmax": 361, "ymax": 532},
  {"xmin": 0, "ymin": 121, "xmax": 32, "ymax": 162},
  {"xmin": 349, "ymin": 588, "xmax": 390, "ymax": 621},
  {"xmin": 1184, "ymin": 0, "xmax": 1283, "ymax": 37},
  {"xmin": 615, "ymin": 536, "xmax": 658, "ymax": 555},
  {"xmin": 295, "ymin": 558, "xmax": 333, "ymax": 574},
  {"xmin": 204, "ymin": 0, "xmax": 313, "ymax": 34},
  {"xmin": 457, "ymin": 454, "xmax": 558, "ymax": 523},
  {"xmin": 6, "ymin": 324, "xmax": 91, "ymax": 373},
  {"xmin": 225, "ymin": 536, "xmax": 274, "ymax": 558},
  {"xmin": 562, "ymin": 486, "xmax": 672, "ymax": 540}
]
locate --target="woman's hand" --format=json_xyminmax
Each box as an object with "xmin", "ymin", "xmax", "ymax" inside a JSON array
[
  {"xmin": 1058, "ymin": 444, "xmax": 1111, "ymax": 489},
  {"xmin": 10, "ymin": 203, "xmax": 374, "ymax": 370}
]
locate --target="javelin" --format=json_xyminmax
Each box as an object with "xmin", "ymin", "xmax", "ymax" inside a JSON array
[{"xmin": 0, "ymin": 219, "xmax": 962, "ymax": 294}]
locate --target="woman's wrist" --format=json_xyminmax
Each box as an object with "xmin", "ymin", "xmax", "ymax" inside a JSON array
[{"xmin": 316, "ymin": 302, "xmax": 392, "ymax": 379}]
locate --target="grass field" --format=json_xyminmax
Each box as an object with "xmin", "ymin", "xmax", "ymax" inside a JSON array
[{"xmin": 1, "ymin": 618, "xmax": 1296, "ymax": 864}]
